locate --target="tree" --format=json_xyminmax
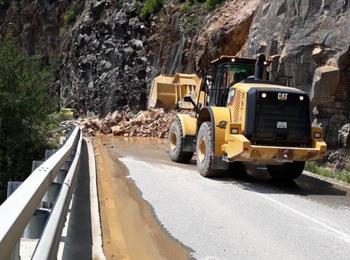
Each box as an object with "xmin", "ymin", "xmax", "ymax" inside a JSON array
[
  {"xmin": 0, "ymin": 38, "xmax": 55, "ymax": 202},
  {"xmin": 140, "ymin": 0, "xmax": 163, "ymax": 18}
]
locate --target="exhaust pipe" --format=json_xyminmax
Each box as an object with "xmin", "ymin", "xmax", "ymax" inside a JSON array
[{"xmin": 254, "ymin": 53, "xmax": 267, "ymax": 80}]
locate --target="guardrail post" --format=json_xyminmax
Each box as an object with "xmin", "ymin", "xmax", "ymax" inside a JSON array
[
  {"xmin": 23, "ymin": 208, "xmax": 50, "ymax": 239},
  {"xmin": 42, "ymin": 157, "xmax": 73, "ymax": 208},
  {"xmin": 42, "ymin": 149, "xmax": 60, "ymax": 209},
  {"xmin": 59, "ymin": 136, "xmax": 67, "ymax": 146},
  {"xmin": 23, "ymin": 160, "xmax": 51, "ymax": 238},
  {"xmin": 7, "ymin": 182, "xmax": 23, "ymax": 260},
  {"xmin": 0, "ymin": 127, "xmax": 81, "ymax": 259},
  {"xmin": 31, "ymin": 160, "xmax": 44, "ymax": 173},
  {"xmin": 42, "ymin": 183, "xmax": 61, "ymax": 209},
  {"xmin": 45, "ymin": 149, "xmax": 56, "ymax": 160}
]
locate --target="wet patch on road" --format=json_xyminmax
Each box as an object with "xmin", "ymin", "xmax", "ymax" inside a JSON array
[{"xmin": 94, "ymin": 135, "xmax": 190, "ymax": 260}]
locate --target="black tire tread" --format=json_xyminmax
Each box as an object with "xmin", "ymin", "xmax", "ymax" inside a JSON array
[
  {"xmin": 196, "ymin": 122, "xmax": 218, "ymax": 177},
  {"xmin": 168, "ymin": 118, "xmax": 193, "ymax": 163}
]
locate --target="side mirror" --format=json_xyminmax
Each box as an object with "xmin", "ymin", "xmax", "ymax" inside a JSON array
[
  {"xmin": 183, "ymin": 95, "xmax": 200, "ymax": 113},
  {"xmin": 205, "ymin": 76, "xmax": 212, "ymax": 93},
  {"xmin": 183, "ymin": 96, "xmax": 193, "ymax": 102}
]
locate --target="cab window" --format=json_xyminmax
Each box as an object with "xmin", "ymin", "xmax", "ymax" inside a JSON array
[{"xmin": 227, "ymin": 88, "xmax": 236, "ymax": 106}]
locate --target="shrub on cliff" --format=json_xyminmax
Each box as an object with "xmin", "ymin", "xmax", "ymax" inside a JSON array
[
  {"xmin": 0, "ymin": 38, "xmax": 55, "ymax": 202},
  {"xmin": 64, "ymin": 6, "xmax": 77, "ymax": 25},
  {"xmin": 206, "ymin": 0, "xmax": 223, "ymax": 10},
  {"xmin": 140, "ymin": 0, "xmax": 163, "ymax": 18},
  {"xmin": 0, "ymin": 0, "xmax": 8, "ymax": 6}
]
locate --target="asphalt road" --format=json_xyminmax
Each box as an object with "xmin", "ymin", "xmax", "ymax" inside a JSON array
[{"xmin": 96, "ymin": 136, "xmax": 350, "ymax": 260}]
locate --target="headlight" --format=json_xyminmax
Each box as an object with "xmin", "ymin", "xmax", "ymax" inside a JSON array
[
  {"xmin": 231, "ymin": 128, "xmax": 239, "ymax": 134},
  {"xmin": 314, "ymin": 132, "xmax": 321, "ymax": 139}
]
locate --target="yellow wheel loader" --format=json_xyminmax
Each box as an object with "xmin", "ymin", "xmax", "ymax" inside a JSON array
[
  {"xmin": 148, "ymin": 73, "xmax": 204, "ymax": 110},
  {"xmin": 153, "ymin": 54, "xmax": 327, "ymax": 180}
]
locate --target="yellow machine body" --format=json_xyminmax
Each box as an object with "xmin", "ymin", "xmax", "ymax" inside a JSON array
[
  {"xmin": 148, "ymin": 73, "xmax": 205, "ymax": 109},
  {"xmin": 60, "ymin": 108, "xmax": 77, "ymax": 120},
  {"xmin": 177, "ymin": 81, "xmax": 327, "ymax": 165}
]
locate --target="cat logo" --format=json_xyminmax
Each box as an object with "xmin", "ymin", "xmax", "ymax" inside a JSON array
[{"xmin": 278, "ymin": 93, "xmax": 288, "ymax": 101}]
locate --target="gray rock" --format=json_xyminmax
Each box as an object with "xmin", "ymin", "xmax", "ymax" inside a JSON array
[
  {"xmin": 310, "ymin": 65, "xmax": 339, "ymax": 102},
  {"xmin": 338, "ymin": 123, "xmax": 350, "ymax": 148}
]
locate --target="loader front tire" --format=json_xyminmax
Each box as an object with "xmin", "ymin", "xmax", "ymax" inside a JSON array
[
  {"xmin": 196, "ymin": 122, "xmax": 217, "ymax": 177},
  {"xmin": 168, "ymin": 118, "xmax": 193, "ymax": 163},
  {"xmin": 267, "ymin": 161, "xmax": 305, "ymax": 181}
]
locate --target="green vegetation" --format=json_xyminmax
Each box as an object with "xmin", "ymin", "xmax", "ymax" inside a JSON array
[
  {"xmin": 138, "ymin": 0, "xmax": 215, "ymax": 19},
  {"xmin": 305, "ymin": 162, "xmax": 350, "ymax": 184},
  {"xmin": 205, "ymin": 0, "xmax": 224, "ymax": 10},
  {"xmin": 140, "ymin": 0, "xmax": 163, "ymax": 18},
  {"xmin": 0, "ymin": 38, "xmax": 57, "ymax": 202},
  {"xmin": 0, "ymin": 0, "xmax": 8, "ymax": 6},
  {"xmin": 64, "ymin": 6, "xmax": 77, "ymax": 25},
  {"xmin": 177, "ymin": 1, "xmax": 206, "ymax": 36},
  {"xmin": 180, "ymin": 2, "xmax": 190, "ymax": 12}
]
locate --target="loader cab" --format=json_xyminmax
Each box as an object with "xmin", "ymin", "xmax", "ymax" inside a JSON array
[{"xmin": 207, "ymin": 56, "xmax": 256, "ymax": 107}]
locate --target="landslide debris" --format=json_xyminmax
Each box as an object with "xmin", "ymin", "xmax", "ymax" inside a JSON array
[{"xmin": 79, "ymin": 108, "xmax": 178, "ymax": 138}]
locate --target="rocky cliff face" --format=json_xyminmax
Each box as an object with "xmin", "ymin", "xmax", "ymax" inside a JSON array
[
  {"xmin": 1, "ymin": 0, "xmax": 149, "ymax": 115},
  {"xmin": 1, "ymin": 0, "xmax": 350, "ymax": 147},
  {"xmin": 0, "ymin": 0, "xmax": 72, "ymax": 56},
  {"xmin": 60, "ymin": 0, "xmax": 148, "ymax": 115},
  {"xmin": 241, "ymin": 0, "xmax": 350, "ymax": 146}
]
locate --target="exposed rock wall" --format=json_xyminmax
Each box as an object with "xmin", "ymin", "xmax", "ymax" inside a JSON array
[
  {"xmin": 60, "ymin": 0, "xmax": 148, "ymax": 115},
  {"xmin": 0, "ymin": 0, "xmax": 73, "ymax": 56},
  {"xmin": 0, "ymin": 0, "xmax": 263, "ymax": 115},
  {"xmin": 194, "ymin": 0, "xmax": 260, "ymax": 69},
  {"xmin": 1, "ymin": 0, "xmax": 350, "ymax": 146},
  {"xmin": 241, "ymin": 0, "xmax": 350, "ymax": 146}
]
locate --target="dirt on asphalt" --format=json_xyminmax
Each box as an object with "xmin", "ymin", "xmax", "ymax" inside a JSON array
[{"xmin": 93, "ymin": 134, "xmax": 189, "ymax": 260}]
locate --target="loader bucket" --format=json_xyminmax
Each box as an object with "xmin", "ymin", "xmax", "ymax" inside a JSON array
[{"xmin": 148, "ymin": 74, "xmax": 202, "ymax": 110}]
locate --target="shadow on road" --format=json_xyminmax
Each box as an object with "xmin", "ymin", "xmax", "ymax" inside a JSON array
[{"xmin": 212, "ymin": 166, "xmax": 348, "ymax": 198}]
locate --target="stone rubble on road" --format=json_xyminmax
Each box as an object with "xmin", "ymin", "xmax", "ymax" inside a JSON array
[{"xmin": 77, "ymin": 108, "xmax": 178, "ymax": 138}]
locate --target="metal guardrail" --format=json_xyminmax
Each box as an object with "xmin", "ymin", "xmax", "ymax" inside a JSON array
[{"xmin": 0, "ymin": 126, "xmax": 82, "ymax": 259}]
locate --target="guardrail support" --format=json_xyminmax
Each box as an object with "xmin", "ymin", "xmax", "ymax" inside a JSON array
[
  {"xmin": 23, "ymin": 208, "xmax": 50, "ymax": 239},
  {"xmin": 42, "ymin": 183, "xmax": 61, "ymax": 209},
  {"xmin": 0, "ymin": 126, "xmax": 81, "ymax": 259},
  {"xmin": 31, "ymin": 160, "xmax": 43, "ymax": 173},
  {"xmin": 59, "ymin": 136, "xmax": 67, "ymax": 146},
  {"xmin": 45, "ymin": 149, "xmax": 56, "ymax": 160}
]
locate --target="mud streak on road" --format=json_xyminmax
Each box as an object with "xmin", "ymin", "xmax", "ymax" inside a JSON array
[{"xmin": 94, "ymin": 135, "xmax": 189, "ymax": 260}]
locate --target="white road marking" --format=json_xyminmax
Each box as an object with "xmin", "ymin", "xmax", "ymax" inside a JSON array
[
  {"xmin": 120, "ymin": 157, "xmax": 350, "ymax": 259},
  {"xmin": 253, "ymin": 191, "xmax": 350, "ymax": 244},
  {"xmin": 125, "ymin": 156, "xmax": 350, "ymax": 243}
]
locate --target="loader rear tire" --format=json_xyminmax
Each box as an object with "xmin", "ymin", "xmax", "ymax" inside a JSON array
[
  {"xmin": 267, "ymin": 161, "xmax": 305, "ymax": 181},
  {"xmin": 168, "ymin": 118, "xmax": 193, "ymax": 163},
  {"xmin": 196, "ymin": 122, "xmax": 218, "ymax": 177}
]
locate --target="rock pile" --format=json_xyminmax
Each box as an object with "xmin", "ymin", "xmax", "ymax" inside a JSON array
[{"xmin": 80, "ymin": 109, "xmax": 177, "ymax": 138}]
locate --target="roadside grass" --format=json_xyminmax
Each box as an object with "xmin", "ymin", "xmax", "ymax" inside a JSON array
[{"xmin": 305, "ymin": 162, "xmax": 350, "ymax": 184}]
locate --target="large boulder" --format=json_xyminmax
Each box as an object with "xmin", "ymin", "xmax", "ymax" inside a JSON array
[
  {"xmin": 195, "ymin": 0, "xmax": 260, "ymax": 68},
  {"xmin": 310, "ymin": 65, "xmax": 339, "ymax": 102},
  {"xmin": 338, "ymin": 123, "xmax": 350, "ymax": 148}
]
